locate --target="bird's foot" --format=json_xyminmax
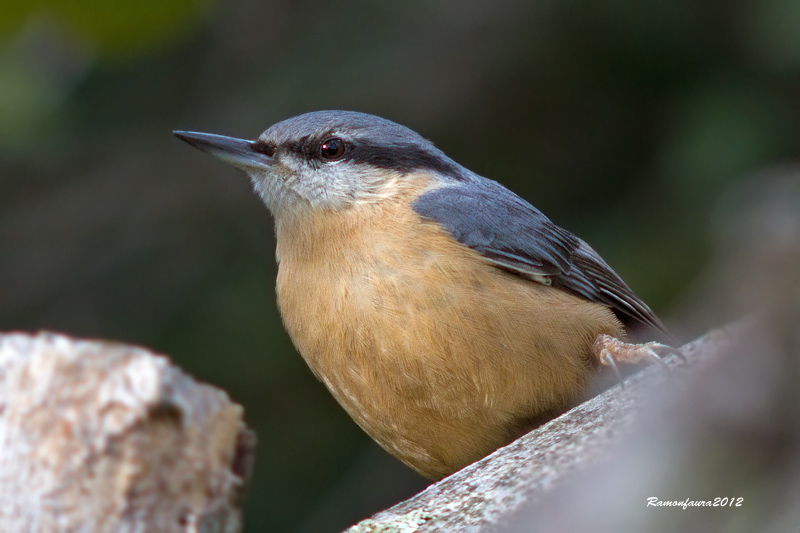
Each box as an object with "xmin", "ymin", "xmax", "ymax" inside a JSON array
[{"xmin": 591, "ymin": 334, "xmax": 685, "ymax": 387}]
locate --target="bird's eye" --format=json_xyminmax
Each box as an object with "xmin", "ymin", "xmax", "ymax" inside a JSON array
[{"xmin": 319, "ymin": 138, "xmax": 346, "ymax": 161}]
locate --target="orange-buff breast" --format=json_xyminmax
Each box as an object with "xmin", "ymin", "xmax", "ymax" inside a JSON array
[{"xmin": 275, "ymin": 173, "xmax": 623, "ymax": 479}]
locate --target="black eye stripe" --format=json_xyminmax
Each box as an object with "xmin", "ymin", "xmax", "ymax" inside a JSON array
[
  {"xmin": 279, "ymin": 137, "xmax": 464, "ymax": 179},
  {"xmin": 348, "ymin": 143, "xmax": 462, "ymax": 177},
  {"xmin": 251, "ymin": 139, "xmax": 275, "ymax": 156}
]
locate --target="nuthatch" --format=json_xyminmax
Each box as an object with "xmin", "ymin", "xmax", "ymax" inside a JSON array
[{"xmin": 175, "ymin": 111, "xmax": 678, "ymax": 480}]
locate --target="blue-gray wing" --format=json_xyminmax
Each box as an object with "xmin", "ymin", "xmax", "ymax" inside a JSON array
[{"xmin": 412, "ymin": 184, "xmax": 668, "ymax": 335}]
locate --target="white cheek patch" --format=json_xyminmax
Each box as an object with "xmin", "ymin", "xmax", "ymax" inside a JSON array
[
  {"xmin": 247, "ymin": 154, "xmax": 423, "ymax": 214},
  {"xmin": 247, "ymin": 167, "xmax": 302, "ymax": 214}
]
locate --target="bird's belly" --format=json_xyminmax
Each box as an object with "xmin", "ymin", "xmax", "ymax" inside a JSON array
[{"xmin": 276, "ymin": 231, "xmax": 622, "ymax": 479}]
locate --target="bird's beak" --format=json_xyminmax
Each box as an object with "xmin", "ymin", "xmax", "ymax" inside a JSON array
[{"xmin": 173, "ymin": 131, "xmax": 274, "ymax": 171}]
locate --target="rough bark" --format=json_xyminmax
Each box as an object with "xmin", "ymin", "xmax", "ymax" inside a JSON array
[{"xmin": 0, "ymin": 332, "xmax": 255, "ymax": 533}]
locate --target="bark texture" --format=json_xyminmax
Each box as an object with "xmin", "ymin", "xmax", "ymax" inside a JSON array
[{"xmin": 0, "ymin": 332, "xmax": 254, "ymax": 533}]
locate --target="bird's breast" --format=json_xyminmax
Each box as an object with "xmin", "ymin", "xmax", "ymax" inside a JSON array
[{"xmin": 273, "ymin": 174, "xmax": 622, "ymax": 478}]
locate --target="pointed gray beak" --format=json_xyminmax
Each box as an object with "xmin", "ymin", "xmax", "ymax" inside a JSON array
[{"xmin": 173, "ymin": 131, "xmax": 274, "ymax": 171}]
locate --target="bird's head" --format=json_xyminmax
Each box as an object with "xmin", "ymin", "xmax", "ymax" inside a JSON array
[{"xmin": 175, "ymin": 111, "xmax": 464, "ymax": 221}]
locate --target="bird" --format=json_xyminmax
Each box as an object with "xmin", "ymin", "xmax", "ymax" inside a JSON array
[{"xmin": 174, "ymin": 111, "xmax": 679, "ymax": 480}]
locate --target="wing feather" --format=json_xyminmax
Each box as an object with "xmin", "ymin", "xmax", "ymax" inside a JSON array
[{"xmin": 412, "ymin": 183, "xmax": 669, "ymax": 336}]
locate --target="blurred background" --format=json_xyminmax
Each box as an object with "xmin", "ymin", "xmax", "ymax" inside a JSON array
[{"xmin": 1, "ymin": 0, "xmax": 799, "ymax": 531}]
